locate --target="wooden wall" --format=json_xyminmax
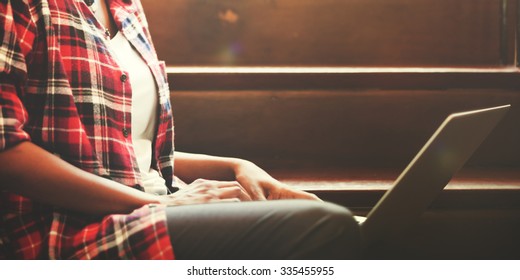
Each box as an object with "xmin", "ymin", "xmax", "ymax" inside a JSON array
[
  {"xmin": 171, "ymin": 89, "xmax": 520, "ymax": 169},
  {"xmin": 142, "ymin": 0, "xmax": 516, "ymax": 67}
]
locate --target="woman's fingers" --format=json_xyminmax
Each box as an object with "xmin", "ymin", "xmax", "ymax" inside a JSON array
[
  {"xmin": 213, "ymin": 181, "xmax": 253, "ymax": 201},
  {"xmin": 188, "ymin": 179, "xmax": 252, "ymax": 202},
  {"xmin": 197, "ymin": 180, "xmax": 241, "ymax": 198},
  {"xmin": 213, "ymin": 185, "xmax": 241, "ymax": 199},
  {"xmin": 164, "ymin": 177, "xmax": 322, "ymax": 207}
]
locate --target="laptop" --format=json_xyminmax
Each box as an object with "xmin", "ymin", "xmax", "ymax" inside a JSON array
[{"xmin": 354, "ymin": 104, "xmax": 511, "ymax": 246}]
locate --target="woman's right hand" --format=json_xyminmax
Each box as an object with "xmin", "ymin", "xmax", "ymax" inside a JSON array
[{"xmin": 159, "ymin": 179, "xmax": 251, "ymax": 206}]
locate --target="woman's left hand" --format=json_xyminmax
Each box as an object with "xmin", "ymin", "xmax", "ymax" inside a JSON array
[{"xmin": 233, "ymin": 160, "xmax": 321, "ymax": 201}]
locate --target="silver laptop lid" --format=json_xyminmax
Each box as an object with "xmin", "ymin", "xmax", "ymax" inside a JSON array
[{"xmin": 361, "ymin": 104, "xmax": 510, "ymax": 245}]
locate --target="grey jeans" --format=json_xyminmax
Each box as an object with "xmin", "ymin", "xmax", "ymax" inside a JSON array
[{"xmin": 165, "ymin": 200, "xmax": 361, "ymax": 259}]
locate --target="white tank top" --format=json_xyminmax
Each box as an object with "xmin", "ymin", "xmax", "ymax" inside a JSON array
[{"xmin": 109, "ymin": 31, "xmax": 167, "ymax": 195}]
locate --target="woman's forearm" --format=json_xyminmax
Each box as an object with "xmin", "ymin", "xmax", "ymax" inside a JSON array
[
  {"xmin": 0, "ymin": 141, "xmax": 162, "ymax": 215},
  {"xmin": 173, "ymin": 151, "xmax": 245, "ymax": 183}
]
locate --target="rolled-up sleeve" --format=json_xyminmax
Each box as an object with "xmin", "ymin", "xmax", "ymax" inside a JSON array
[{"xmin": 0, "ymin": 2, "xmax": 33, "ymax": 151}]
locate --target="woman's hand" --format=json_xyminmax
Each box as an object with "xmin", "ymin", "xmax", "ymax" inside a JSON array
[
  {"xmin": 173, "ymin": 152, "xmax": 321, "ymax": 202},
  {"xmin": 159, "ymin": 178, "xmax": 252, "ymax": 206},
  {"xmin": 233, "ymin": 160, "xmax": 321, "ymax": 201}
]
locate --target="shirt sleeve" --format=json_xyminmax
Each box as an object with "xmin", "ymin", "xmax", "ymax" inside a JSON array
[{"xmin": 0, "ymin": 2, "xmax": 35, "ymax": 151}]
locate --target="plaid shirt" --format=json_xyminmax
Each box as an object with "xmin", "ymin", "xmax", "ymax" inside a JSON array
[{"xmin": 0, "ymin": 0, "xmax": 175, "ymax": 259}]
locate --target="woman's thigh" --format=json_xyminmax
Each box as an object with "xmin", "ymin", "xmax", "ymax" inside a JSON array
[{"xmin": 165, "ymin": 200, "xmax": 361, "ymax": 259}]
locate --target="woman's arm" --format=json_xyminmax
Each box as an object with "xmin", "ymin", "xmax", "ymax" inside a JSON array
[
  {"xmin": 0, "ymin": 142, "xmax": 317, "ymax": 216},
  {"xmin": 0, "ymin": 142, "xmax": 245, "ymax": 216},
  {"xmin": 0, "ymin": 141, "xmax": 163, "ymax": 215},
  {"xmin": 174, "ymin": 151, "xmax": 320, "ymax": 201}
]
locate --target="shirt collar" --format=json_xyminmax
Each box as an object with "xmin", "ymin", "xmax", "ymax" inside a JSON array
[{"xmin": 108, "ymin": 0, "xmax": 138, "ymax": 28}]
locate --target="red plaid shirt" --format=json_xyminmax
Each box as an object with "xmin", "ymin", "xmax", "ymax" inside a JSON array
[{"xmin": 0, "ymin": 0, "xmax": 175, "ymax": 259}]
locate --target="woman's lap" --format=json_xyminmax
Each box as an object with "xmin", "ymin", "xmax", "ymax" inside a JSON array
[{"xmin": 165, "ymin": 200, "xmax": 361, "ymax": 259}]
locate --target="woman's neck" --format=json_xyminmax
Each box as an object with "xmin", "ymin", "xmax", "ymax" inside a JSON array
[{"xmin": 91, "ymin": 0, "xmax": 118, "ymax": 38}]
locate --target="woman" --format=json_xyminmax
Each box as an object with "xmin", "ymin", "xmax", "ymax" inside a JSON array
[{"xmin": 0, "ymin": 0, "xmax": 360, "ymax": 259}]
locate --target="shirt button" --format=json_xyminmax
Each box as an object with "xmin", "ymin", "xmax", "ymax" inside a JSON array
[
  {"xmin": 120, "ymin": 74, "xmax": 128, "ymax": 82},
  {"xmin": 104, "ymin": 29, "xmax": 111, "ymax": 38},
  {"xmin": 122, "ymin": 128, "xmax": 129, "ymax": 138}
]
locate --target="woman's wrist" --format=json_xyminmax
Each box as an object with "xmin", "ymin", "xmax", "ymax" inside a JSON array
[
  {"xmin": 174, "ymin": 152, "xmax": 247, "ymax": 182},
  {"xmin": 229, "ymin": 157, "xmax": 250, "ymax": 177}
]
